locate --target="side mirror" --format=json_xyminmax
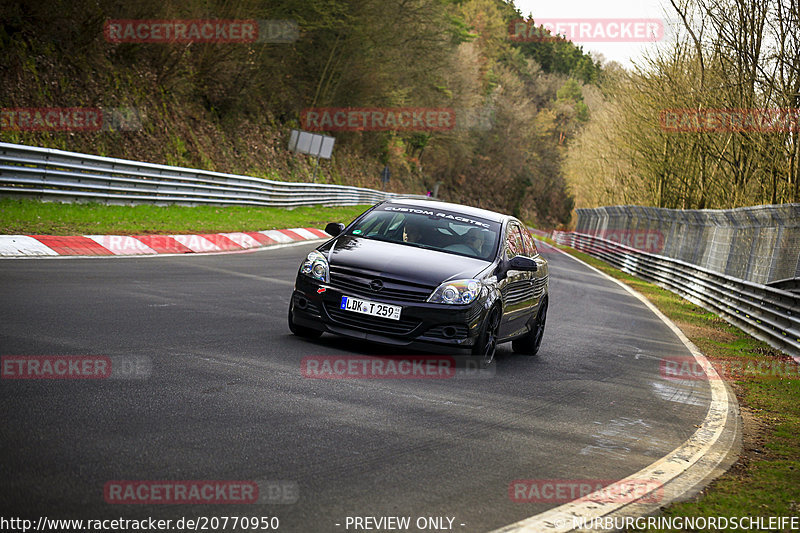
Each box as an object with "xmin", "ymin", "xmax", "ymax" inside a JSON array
[
  {"xmin": 325, "ymin": 222, "xmax": 345, "ymax": 237},
  {"xmin": 507, "ymin": 255, "xmax": 538, "ymax": 272}
]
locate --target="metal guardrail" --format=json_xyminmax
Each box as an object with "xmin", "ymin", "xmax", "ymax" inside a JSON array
[
  {"xmin": 575, "ymin": 204, "xmax": 800, "ymax": 285},
  {"xmin": 553, "ymin": 230, "xmax": 800, "ymax": 359},
  {"xmin": 0, "ymin": 143, "xmax": 425, "ymax": 207}
]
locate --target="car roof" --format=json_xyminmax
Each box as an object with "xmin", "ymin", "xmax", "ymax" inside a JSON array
[{"xmin": 382, "ymin": 197, "xmax": 508, "ymax": 223}]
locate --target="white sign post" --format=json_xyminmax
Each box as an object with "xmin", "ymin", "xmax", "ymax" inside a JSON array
[{"xmin": 289, "ymin": 129, "xmax": 335, "ymax": 182}]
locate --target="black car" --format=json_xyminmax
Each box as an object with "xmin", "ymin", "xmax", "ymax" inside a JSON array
[{"xmin": 288, "ymin": 198, "xmax": 548, "ymax": 364}]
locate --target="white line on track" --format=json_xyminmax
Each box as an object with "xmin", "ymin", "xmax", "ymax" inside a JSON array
[
  {"xmin": 181, "ymin": 262, "xmax": 295, "ymax": 285},
  {"xmin": 491, "ymin": 241, "xmax": 738, "ymax": 533}
]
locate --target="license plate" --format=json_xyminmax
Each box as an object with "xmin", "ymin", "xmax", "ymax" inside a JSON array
[{"xmin": 340, "ymin": 296, "xmax": 402, "ymax": 321}]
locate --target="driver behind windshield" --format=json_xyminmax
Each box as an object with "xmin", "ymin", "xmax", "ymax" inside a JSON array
[
  {"xmin": 403, "ymin": 216, "xmax": 426, "ymax": 244},
  {"xmin": 464, "ymin": 227, "xmax": 486, "ymax": 256}
]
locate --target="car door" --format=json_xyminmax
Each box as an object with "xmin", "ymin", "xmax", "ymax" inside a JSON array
[
  {"xmin": 520, "ymin": 225, "xmax": 549, "ymax": 317},
  {"xmin": 498, "ymin": 221, "xmax": 537, "ymax": 339}
]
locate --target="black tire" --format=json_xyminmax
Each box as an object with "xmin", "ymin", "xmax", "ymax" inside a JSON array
[
  {"xmin": 472, "ymin": 306, "xmax": 501, "ymax": 367},
  {"xmin": 288, "ymin": 305, "xmax": 323, "ymax": 339},
  {"xmin": 512, "ymin": 297, "xmax": 547, "ymax": 356}
]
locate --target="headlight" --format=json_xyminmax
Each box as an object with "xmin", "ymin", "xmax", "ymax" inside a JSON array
[
  {"xmin": 300, "ymin": 250, "xmax": 329, "ymax": 283},
  {"xmin": 428, "ymin": 279, "xmax": 483, "ymax": 305}
]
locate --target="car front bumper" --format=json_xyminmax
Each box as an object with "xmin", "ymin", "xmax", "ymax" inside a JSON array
[{"xmin": 291, "ymin": 275, "xmax": 488, "ymax": 354}]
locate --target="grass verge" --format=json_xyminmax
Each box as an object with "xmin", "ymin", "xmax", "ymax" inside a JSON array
[
  {"xmin": 0, "ymin": 198, "xmax": 372, "ymax": 235},
  {"xmin": 543, "ymin": 237, "xmax": 800, "ymax": 530}
]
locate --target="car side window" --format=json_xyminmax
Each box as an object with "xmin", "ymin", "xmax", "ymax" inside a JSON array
[
  {"xmin": 505, "ymin": 224, "xmax": 525, "ymax": 259},
  {"xmin": 521, "ymin": 227, "xmax": 538, "ymax": 257}
]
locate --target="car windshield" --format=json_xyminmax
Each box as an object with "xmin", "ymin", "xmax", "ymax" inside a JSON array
[{"xmin": 346, "ymin": 204, "xmax": 501, "ymax": 261}]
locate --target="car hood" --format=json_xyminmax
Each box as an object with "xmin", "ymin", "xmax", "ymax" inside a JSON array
[{"xmin": 324, "ymin": 235, "xmax": 492, "ymax": 286}]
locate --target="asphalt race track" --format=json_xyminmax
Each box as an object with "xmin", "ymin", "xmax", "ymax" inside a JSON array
[{"xmin": 0, "ymin": 241, "xmax": 711, "ymax": 532}]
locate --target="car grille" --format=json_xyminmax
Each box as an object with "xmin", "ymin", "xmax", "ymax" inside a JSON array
[
  {"xmin": 329, "ymin": 266, "xmax": 434, "ymax": 303},
  {"xmin": 467, "ymin": 303, "xmax": 482, "ymax": 323},
  {"xmin": 324, "ymin": 303, "xmax": 421, "ymax": 336}
]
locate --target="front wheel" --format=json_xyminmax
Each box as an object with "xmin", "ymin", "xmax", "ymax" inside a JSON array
[
  {"xmin": 472, "ymin": 306, "xmax": 501, "ymax": 367},
  {"xmin": 512, "ymin": 297, "xmax": 547, "ymax": 356},
  {"xmin": 288, "ymin": 305, "xmax": 323, "ymax": 339}
]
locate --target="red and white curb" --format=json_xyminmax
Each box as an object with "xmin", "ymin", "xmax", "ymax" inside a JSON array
[{"xmin": 0, "ymin": 228, "xmax": 329, "ymax": 257}]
